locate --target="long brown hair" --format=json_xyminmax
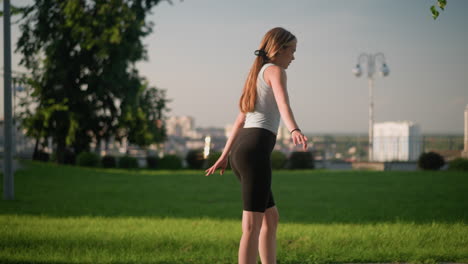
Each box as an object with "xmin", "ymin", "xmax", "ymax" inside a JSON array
[{"xmin": 239, "ymin": 27, "xmax": 296, "ymax": 113}]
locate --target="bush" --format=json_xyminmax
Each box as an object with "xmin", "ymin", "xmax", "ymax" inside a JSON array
[
  {"xmin": 186, "ymin": 149, "xmax": 205, "ymax": 169},
  {"xmin": 159, "ymin": 154, "xmax": 183, "ymax": 170},
  {"xmin": 146, "ymin": 156, "xmax": 159, "ymax": 169},
  {"xmin": 33, "ymin": 150, "xmax": 50, "ymax": 162},
  {"xmin": 418, "ymin": 152, "xmax": 445, "ymax": 170},
  {"xmin": 287, "ymin": 151, "xmax": 314, "ymax": 169},
  {"xmin": 101, "ymin": 155, "xmax": 117, "ymax": 168},
  {"xmin": 448, "ymin": 158, "xmax": 468, "ymax": 171},
  {"xmin": 49, "ymin": 149, "xmax": 76, "ymax": 164},
  {"xmin": 271, "ymin": 151, "xmax": 287, "ymax": 170},
  {"xmin": 63, "ymin": 149, "xmax": 76, "ymax": 165},
  {"xmin": 76, "ymin": 152, "xmax": 100, "ymax": 167},
  {"xmin": 205, "ymin": 151, "xmax": 231, "ymax": 170},
  {"xmin": 118, "ymin": 156, "xmax": 139, "ymax": 169},
  {"xmin": 49, "ymin": 152, "xmax": 57, "ymax": 162},
  {"xmin": 206, "ymin": 151, "xmax": 221, "ymax": 168}
]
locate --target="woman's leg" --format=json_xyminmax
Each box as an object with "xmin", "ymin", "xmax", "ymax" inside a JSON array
[
  {"xmin": 258, "ymin": 206, "xmax": 279, "ymax": 264},
  {"xmin": 239, "ymin": 210, "xmax": 264, "ymax": 264}
]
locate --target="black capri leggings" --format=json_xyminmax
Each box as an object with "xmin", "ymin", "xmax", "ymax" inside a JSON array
[{"xmin": 229, "ymin": 127, "xmax": 277, "ymax": 212}]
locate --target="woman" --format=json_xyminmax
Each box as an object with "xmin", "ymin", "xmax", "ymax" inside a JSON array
[{"xmin": 205, "ymin": 27, "xmax": 308, "ymax": 264}]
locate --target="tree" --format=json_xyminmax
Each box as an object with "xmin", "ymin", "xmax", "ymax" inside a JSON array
[
  {"xmin": 119, "ymin": 82, "xmax": 169, "ymax": 148},
  {"xmin": 13, "ymin": 0, "xmax": 170, "ymax": 163},
  {"xmin": 431, "ymin": 0, "xmax": 447, "ymax": 20}
]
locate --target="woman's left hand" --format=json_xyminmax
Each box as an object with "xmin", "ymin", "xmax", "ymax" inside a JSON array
[
  {"xmin": 292, "ymin": 130, "xmax": 308, "ymax": 151},
  {"xmin": 205, "ymin": 155, "xmax": 229, "ymax": 176}
]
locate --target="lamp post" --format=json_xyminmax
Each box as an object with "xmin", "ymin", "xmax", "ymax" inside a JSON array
[
  {"xmin": 3, "ymin": 0, "xmax": 14, "ymax": 200},
  {"xmin": 463, "ymin": 104, "xmax": 468, "ymax": 158},
  {"xmin": 352, "ymin": 53, "xmax": 390, "ymax": 162}
]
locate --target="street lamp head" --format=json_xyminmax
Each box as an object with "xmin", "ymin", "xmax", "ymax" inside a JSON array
[
  {"xmin": 15, "ymin": 85, "xmax": 25, "ymax": 92},
  {"xmin": 380, "ymin": 63, "xmax": 390, "ymax": 77},
  {"xmin": 352, "ymin": 64, "xmax": 362, "ymax": 77}
]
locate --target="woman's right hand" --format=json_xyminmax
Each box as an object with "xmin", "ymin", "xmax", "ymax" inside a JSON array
[
  {"xmin": 292, "ymin": 130, "xmax": 308, "ymax": 151},
  {"xmin": 205, "ymin": 155, "xmax": 229, "ymax": 176}
]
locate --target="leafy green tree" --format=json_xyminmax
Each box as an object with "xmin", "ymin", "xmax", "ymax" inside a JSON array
[
  {"xmin": 120, "ymin": 82, "xmax": 169, "ymax": 148},
  {"xmin": 431, "ymin": 0, "xmax": 447, "ymax": 20},
  {"xmin": 13, "ymin": 0, "xmax": 170, "ymax": 163}
]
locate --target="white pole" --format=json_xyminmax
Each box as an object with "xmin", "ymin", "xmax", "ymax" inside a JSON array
[
  {"xmin": 3, "ymin": 0, "xmax": 14, "ymax": 200},
  {"xmin": 354, "ymin": 52, "xmax": 388, "ymax": 162},
  {"xmin": 12, "ymin": 78, "xmax": 16, "ymax": 158},
  {"xmin": 463, "ymin": 104, "xmax": 468, "ymax": 158},
  {"xmin": 368, "ymin": 77, "xmax": 374, "ymax": 162}
]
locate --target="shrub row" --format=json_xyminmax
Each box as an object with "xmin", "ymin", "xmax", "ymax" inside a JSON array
[
  {"xmin": 75, "ymin": 152, "xmax": 184, "ymax": 169},
  {"xmin": 187, "ymin": 149, "xmax": 314, "ymax": 170},
  {"xmin": 76, "ymin": 152, "xmax": 139, "ymax": 169},
  {"xmin": 35, "ymin": 149, "xmax": 468, "ymax": 171},
  {"xmin": 417, "ymin": 151, "xmax": 468, "ymax": 171},
  {"xmin": 447, "ymin": 157, "xmax": 468, "ymax": 171},
  {"xmin": 34, "ymin": 150, "xmax": 316, "ymax": 170}
]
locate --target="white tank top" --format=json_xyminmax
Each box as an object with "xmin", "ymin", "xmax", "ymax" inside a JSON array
[{"xmin": 244, "ymin": 63, "xmax": 281, "ymax": 135}]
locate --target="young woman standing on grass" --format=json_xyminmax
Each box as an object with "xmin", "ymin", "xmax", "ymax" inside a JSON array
[{"xmin": 205, "ymin": 27, "xmax": 308, "ymax": 264}]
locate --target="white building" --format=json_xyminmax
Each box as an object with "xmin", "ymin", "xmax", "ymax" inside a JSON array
[{"xmin": 373, "ymin": 121, "xmax": 422, "ymax": 162}]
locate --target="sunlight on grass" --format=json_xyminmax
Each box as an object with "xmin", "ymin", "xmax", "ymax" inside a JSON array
[
  {"xmin": 1, "ymin": 215, "xmax": 467, "ymax": 264},
  {"xmin": 1, "ymin": 161, "xmax": 468, "ymax": 263}
]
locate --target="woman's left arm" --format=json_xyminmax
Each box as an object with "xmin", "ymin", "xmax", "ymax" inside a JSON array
[{"xmin": 266, "ymin": 65, "xmax": 308, "ymax": 150}]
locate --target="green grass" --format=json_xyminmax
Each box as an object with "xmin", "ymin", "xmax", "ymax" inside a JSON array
[{"xmin": 1, "ymin": 161, "xmax": 467, "ymax": 264}]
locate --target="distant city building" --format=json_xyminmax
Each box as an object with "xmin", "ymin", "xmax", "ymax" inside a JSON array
[
  {"xmin": 276, "ymin": 125, "xmax": 292, "ymax": 142},
  {"xmin": 373, "ymin": 121, "xmax": 422, "ymax": 162},
  {"xmin": 165, "ymin": 116, "xmax": 201, "ymax": 139},
  {"xmin": 463, "ymin": 105, "xmax": 468, "ymax": 158},
  {"xmin": 0, "ymin": 120, "xmax": 36, "ymax": 158},
  {"xmin": 163, "ymin": 116, "xmax": 227, "ymax": 157},
  {"xmin": 196, "ymin": 127, "xmax": 225, "ymax": 139}
]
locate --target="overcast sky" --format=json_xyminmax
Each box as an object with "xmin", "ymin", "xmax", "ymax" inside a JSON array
[{"xmin": 1, "ymin": 0, "xmax": 467, "ymax": 134}]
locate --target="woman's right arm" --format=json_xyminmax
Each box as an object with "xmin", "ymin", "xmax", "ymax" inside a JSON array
[{"xmin": 205, "ymin": 111, "xmax": 246, "ymax": 176}]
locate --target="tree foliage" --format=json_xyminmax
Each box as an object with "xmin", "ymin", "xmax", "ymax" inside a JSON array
[
  {"xmin": 13, "ymin": 0, "xmax": 170, "ymax": 163},
  {"xmin": 431, "ymin": 0, "xmax": 447, "ymax": 20}
]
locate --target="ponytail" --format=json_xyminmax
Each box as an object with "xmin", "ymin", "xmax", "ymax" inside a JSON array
[{"xmin": 239, "ymin": 56, "xmax": 267, "ymax": 113}]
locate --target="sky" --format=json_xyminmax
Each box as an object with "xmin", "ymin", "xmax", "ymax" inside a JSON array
[{"xmin": 1, "ymin": 0, "xmax": 467, "ymax": 134}]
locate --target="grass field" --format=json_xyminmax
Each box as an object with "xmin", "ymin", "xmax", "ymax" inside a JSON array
[{"xmin": 1, "ymin": 161, "xmax": 467, "ymax": 264}]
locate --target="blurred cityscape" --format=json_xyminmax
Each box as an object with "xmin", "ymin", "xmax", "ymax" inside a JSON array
[{"xmin": 1, "ymin": 114, "xmax": 465, "ymax": 169}]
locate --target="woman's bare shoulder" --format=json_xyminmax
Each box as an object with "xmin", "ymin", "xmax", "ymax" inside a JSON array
[
  {"xmin": 264, "ymin": 64, "xmax": 286, "ymax": 83},
  {"xmin": 264, "ymin": 64, "xmax": 284, "ymax": 74}
]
